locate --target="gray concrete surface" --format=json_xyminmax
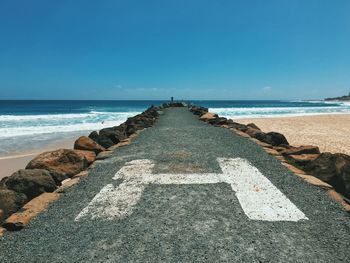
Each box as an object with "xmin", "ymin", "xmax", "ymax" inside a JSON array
[{"xmin": 0, "ymin": 107, "xmax": 349, "ymax": 262}]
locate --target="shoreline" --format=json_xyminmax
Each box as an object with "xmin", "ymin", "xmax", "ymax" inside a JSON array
[
  {"xmin": 0, "ymin": 137, "xmax": 75, "ymax": 180},
  {"xmin": 236, "ymin": 113, "xmax": 350, "ymax": 155}
]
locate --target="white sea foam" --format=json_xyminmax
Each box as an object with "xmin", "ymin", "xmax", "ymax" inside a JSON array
[
  {"xmin": 209, "ymin": 105, "xmax": 350, "ymax": 119},
  {"xmin": 0, "ymin": 111, "xmax": 140, "ymax": 138}
]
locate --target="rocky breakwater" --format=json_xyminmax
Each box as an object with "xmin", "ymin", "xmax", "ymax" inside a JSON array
[
  {"xmin": 190, "ymin": 105, "xmax": 350, "ymax": 211},
  {"xmin": 0, "ymin": 104, "xmax": 168, "ymax": 232}
]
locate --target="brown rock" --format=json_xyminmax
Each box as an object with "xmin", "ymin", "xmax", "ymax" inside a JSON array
[
  {"xmin": 0, "ymin": 189, "xmax": 27, "ymax": 223},
  {"xmin": 0, "ymin": 227, "xmax": 5, "ymax": 237},
  {"xmin": 247, "ymin": 123, "xmax": 261, "ymax": 130},
  {"xmin": 327, "ymin": 189, "xmax": 350, "ymax": 213},
  {"xmin": 5, "ymin": 169, "xmax": 56, "ymax": 200},
  {"xmin": 295, "ymin": 174, "xmax": 333, "ymax": 190},
  {"xmin": 74, "ymin": 136, "xmax": 105, "ymax": 154},
  {"xmin": 231, "ymin": 129, "xmax": 251, "ymax": 138},
  {"xmin": 3, "ymin": 192, "xmax": 60, "ymax": 231},
  {"xmin": 26, "ymin": 149, "xmax": 88, "ymax": 180},
  {"xmin": 72, "ymin": 171, "xmax": 89, "ymax": 179},
  {"xmin": 250, "ymin": 138, "xmax": 273, "ymax": 148},
  {"xmin": 281, "ymin": 145, "xmax": 320, "ymax": 157},
  {"xmin": 200, "ymin": 112, "xmax": 218, "ymax": 121},
  {"xmin": 305, "ymin": 152, "xmax": 350, "ymax": 198},
  {"xmin": 96, "ymin": 150, "xmax": 113, "ymax": 160},
  {"xmin": 55, "ymin": 177, "xmax": 80, "ymax": 193},
  {"xmin": 274, "ymin": 146, "xmax": 290, "ymax": 152},
  {"xmin": 287, "ymin": 154, "xmax": 320, "ymax": 167},
  {"xmin": 74, "ymin": 150, "xmax": 96, "ymax": 164},
  {"xmin": 282, "ymin": 162, "xmax": 306, "ymax": 175},
  {"xmin": 264, "ymin": 148, "xmax": 280, "ymax": 156}
]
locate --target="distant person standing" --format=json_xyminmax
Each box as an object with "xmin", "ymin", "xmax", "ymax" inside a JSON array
[{"xmin": 171, "ymin": 97, "xmax": 174, "ymax": 102}]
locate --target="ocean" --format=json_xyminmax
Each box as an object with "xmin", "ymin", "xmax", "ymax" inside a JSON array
[{"xmin": 1, "ymin": 100, "xmax": 350, "ymax": 156}]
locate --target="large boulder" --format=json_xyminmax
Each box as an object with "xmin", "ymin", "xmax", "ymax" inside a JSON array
[
  {"xmin": 264, "ymin": 132, "xmax": 289, "ymax": 146},
  {"xmin": 26, "ymin": 149, "xmax": 88, "ymax": 181},
  {"xmin": 74, "ymin": 136, "xmax": 105, "ymax": 154},
  {"xmin": 245, "ymin": 128, "xmax": 289, "ymax": 146},
  {"xmin": 247, "ymin": 123, "xmax": 261, "ymax": 131},
  {"xmin": 88, "ymin": 131, "xmax": 99, "ymax": 141},
  {"xmin": 207, "ymin": 117, "xmax": 229, "ymax": 126},
  {"xmin": 190, "ymin": 106, "xmax": 208, "ymax": 116},
  {"xmin": 0, "ymin": 189, "xmax": 27, "ymax": 223},
  {"xmin": 5, "ymin": 169, "xmax": 56, "ymax": 200},
  {"xmin": 74, "ymin": 150, "xmax": 96, "ymax": 164},
  {"xmin": 200, "ymin": 112, "xmax": 218, "ymax": 121},
  {"xmin": 281, "ymin": 145, "xmax": 320, "ymax": 157},
  {"xmin": 99, "ymin": 127, "xmax": 127, "ymax": 144},
  {"xmin": 287, "ymin": 154, "xmax": 320, "ymax": 167},
  {"xmin": 305, "ymin": 153, "xmax": 350, "ymax": 198}
]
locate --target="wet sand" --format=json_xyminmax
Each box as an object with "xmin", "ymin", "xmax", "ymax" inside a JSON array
[{"xmin": 237, "ymin": 114, "xmax": 350, "ymax": 155}]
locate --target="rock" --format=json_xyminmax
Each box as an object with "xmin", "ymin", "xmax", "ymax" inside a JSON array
[
  {"xmin": 305, "ymin": 153, "xmax": 350, "ymax": 198},
  {"xmin": 264, "ymin": 132, "xmax": 289, "ymax": 146},
  {"xmin": 74, "ymin": 136, "xmax": 105, "ymax": 154},
  {"xmin": 0, "ymin": 188, "xmax": 27, "ymax": 223},
  {"xmin": 250, "ymin": 138, "xmax": 273, "ymax": 148},
  {"xmin": 200, "ymin": 112, "xmax": 218, "ymax": 121},
  {"xmin": 296, "ymin": 174, "xmax": 333, "ymax": 190},
  {"xmin": 327, "ymin": 189, "xmax": 350, "ymax": 213},
  {"xmin": 282, "ymin": 162, "xmax": 306, "ymax": 175},
  {"xmin": 228, "ymin": 122, "xmax": 248, "ymax": 132},
  {"xmin": 245, "ymin": 128, "xmax": 288, "ymax": 146},
  {"xmin": 99, "ymin": 127, "xmax": 126, "ymax": 144},
  {"xmin": 281, "ymin": 145, "xmax": 320, "ymax": 157},
  {"xmin": 231, "ymin": 129, "xmax": 251, "ymax": 138},
  {"xmin": 287, "ymin": 154, "xmax": 320, "ymax": 167},
  {"xmin": 55, "ymin": 177, "xmax": 80, "ymax": 193},
  {"xmin": 190, "ymin": 106, "xmax": 208, "ymax": 116},
  {"xmin": 26, "ymin": 149, "xmax": 88, "ymax": 181},
  {"xmin": 3, "ymin": 192, "xmax": 60, "ymax": 231},
  {"xmin": 207, "ymin": 117, "xmax": 229, "ymax": 126},
  {"xmin": 264, "ymin": 148, "xmax": 280, "ymax": 156},
  {"xmin": 88, "ymin": 131, "xmax": 99, "ymax": 141},
  {"xmin": 96, "ymin": 150, "xmax": 113, "ymax": 160},
  {"xmin": 247, "ymin": 123, "xmax": 261, "ymax": 130},
  {"xmin": 74, "ymin": 150, "xmax": 96, "ymax": 164},
  {"xmin": 245, "ymin": 127, "xmax": 265, "ymax": 138},
  {"xmin": 96, "ymin": 135, "xmax": 115, "ymax": 149},
  {"xmin": 5, "ymin": 169, "xmax": 57, "ymax": 200}
]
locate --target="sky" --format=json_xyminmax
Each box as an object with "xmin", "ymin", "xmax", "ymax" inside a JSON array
[{"xmin": 0, "ymin": 0, "xmax": 349, "ymax": 100}]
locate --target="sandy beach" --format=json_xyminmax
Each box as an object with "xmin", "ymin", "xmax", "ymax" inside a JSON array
[
  {"xmin": 0, "ymin": 137, "xmax": 76, "ymax": 180},
  {"xmin": 237, "ymin": 114, "xmax": 350, "ymax": 155}
]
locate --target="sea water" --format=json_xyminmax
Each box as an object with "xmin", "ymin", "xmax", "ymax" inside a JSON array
[{"xmin": 0, "ymin": 100, "xmax": 349, "ymax": 156}]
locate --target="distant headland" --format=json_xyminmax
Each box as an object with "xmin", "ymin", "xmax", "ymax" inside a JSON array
[{"xmin": 325, "ymin": 92, "xmax": 350, "ymax": 101}]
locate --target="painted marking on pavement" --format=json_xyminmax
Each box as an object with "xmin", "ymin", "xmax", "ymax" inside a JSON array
[{"xmin": 75, "ymin": 158, "xmax": 308, "ymax": 222}]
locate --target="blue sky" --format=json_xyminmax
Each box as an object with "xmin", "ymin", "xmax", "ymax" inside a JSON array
[{"xmin": 0, "ymin": 0, "xmax": 349, "ymax": 100}]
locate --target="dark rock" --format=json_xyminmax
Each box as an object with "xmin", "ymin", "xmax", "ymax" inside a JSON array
[
  {"xmin": 190, "ymin": 106, "xmax": 208, "ymax": 116},
  {"xmin": 99, "ymin": 127, "xmax": 126, "ymax": 144},
  {"xmin": 88, "ymin": 131, "xmax": 99, "ymax": 142},
  {"xmin": 26, "ymin": 149, "xmax": 88, "ymax": 180},
  {"xmin": 245, "ymin": 128, "xmax": 289, "ymax": 146},
  {"xmin": 287, "ymin": 154, "xmax": 320, "ymax": 167},
  {"xmin": 5, "ymin": 169, "xmax": 56, "ymax": 200},
  {"xmin": 305, "ymin": 153, "xmax": 350, "ymax": 198},
  {"xmin": 96, "ymin": 135, "xmax": 115, "ymax": 149},
  {"xmin": 247, "ymin": 123, "xmax": 261, "ymax": 130},
  {"xmin": 0, "ymin": 188, "xmax": 27, "ymax": 223},
  {"xmin": 264, "ymin": 132, "xmax": 289, "ymax": 146},
  {"xmin": 281, "ymin": 145, "xmax": 320, "ymax": 157},
  {"xmin": 207, "ymin": 117, "xmax": 229, "ymax": 126},
  {"xmin": 74, "ymin": 136, "xmax": 106, "ymax": 154}
]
